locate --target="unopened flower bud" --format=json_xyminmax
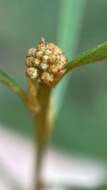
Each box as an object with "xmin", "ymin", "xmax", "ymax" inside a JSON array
[{"xmin": 26, "ymin": 67, "xmax": 38, "ymax": 79}]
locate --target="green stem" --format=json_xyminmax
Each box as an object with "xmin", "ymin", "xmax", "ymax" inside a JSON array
[{"xmin": 32, "ymin": 84, "xmax": 53, "ymax": 190}]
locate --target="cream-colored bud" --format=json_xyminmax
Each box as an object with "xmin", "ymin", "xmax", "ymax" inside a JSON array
[
  {"xmin": 43, "ymin": 55, "xmax": 49, "ymax": 62},
  {"xmin": 45, "ymin": 49, "xmax": 52, "ymax": 55},
  {"xmin": 60, "ymin": 55, "xmax": 66, "ymax": 63},
  {"xmin": 41, "ymin": 72, "xmax": 54, "ymax": 83},
  {"xmin": 36, "ymin": 51, "xmax": 43, "ymax": 58},
  {"xmin": 32, "ymin": 49, "xmax": 37, "ymax": 57},
  {"xmin": 27, "ymin": 48, "xmax": 34, "ymax": 56},
  {"xmin": 34, "ymin": 59, "xmax": 40, "ymax": 66},
  {"xmin": 40, "ymin": 63, "xmax": 48, "ymax": 70},
  {"xmin": 49, "ymin": 65, "xmax": 59, "ymax": 74},
  {"xmin": 26, "ymin": 67, "xmax": 38, "ymax": 79},
  {"xmin": 26, "ymin": 57, "xmax": 34, "ymax": 67}
]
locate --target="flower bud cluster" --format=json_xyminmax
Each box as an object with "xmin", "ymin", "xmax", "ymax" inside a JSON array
[{"xmin": 26, "ymin": 38, "xmax": 67, "ymax": 87}]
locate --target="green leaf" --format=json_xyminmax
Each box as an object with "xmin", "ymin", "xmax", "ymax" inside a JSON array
[
  {"xmin": 65, "ymin": 41, "xmax": 107, "ymax": 71},
  {"xmin": 0, "ymin": 69, "xmax": 27, "ymax": 103},
  {"xmin": 53, "ymin": 0, "xmax": 86, "ymax": 117}
]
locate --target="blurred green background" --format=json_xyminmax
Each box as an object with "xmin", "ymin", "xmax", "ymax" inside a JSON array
[{"xmin": 0, "ymin": 0, "xmax": 107, "ymax": 164}]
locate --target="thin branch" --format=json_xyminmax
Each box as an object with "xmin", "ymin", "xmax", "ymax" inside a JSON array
[
  {"xmin": 0, "ymin": 69, "xmax": 27, "ymax": 104},
  {"xmin": 65, "ymin": 41, "xmax": 107, "ymax": 72}
]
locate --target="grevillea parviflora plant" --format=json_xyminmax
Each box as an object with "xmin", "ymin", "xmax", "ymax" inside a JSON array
[{"xmin": 0, "ymin": 38, "xmax": 107, "ymax": 190}]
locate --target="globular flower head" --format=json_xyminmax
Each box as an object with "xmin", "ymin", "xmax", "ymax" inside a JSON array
[{"xmin": 26, "ymin": 38, "xmax": 67, "ymax": 88}]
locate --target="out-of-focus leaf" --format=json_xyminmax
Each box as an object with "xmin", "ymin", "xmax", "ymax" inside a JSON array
[
  {"xmin": 53, "ymin": 0, "xmax": 86, "ymax": 117},
  {"xmin": 66, "ymin": 42, "xmax": 107, "ymax": 71},
  {"xmin": 0, "ymin": 69, "xmax": 27, "ymax": 103}
]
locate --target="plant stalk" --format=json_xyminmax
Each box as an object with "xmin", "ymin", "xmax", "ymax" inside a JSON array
[{"xmin": 29, "ymin": 81, "xmax": 53, "ymax": 190}]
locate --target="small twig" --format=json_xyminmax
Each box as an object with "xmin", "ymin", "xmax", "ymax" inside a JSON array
[
  {"xmin": 65, "ymin": 41, "xmax": 107, "ymax": 72},
  {"xmin": 0, "ymin": 69, "xmax": 27, "ymax": 104}
]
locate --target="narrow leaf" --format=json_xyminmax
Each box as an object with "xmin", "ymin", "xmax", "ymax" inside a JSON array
[
  {"xmin": 0, "ymin": 69, "xmax": 27, "ymax": 103},
  {"xmin": 65, "ymin": 42, "xmax": 107, "ymax": 71}
]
